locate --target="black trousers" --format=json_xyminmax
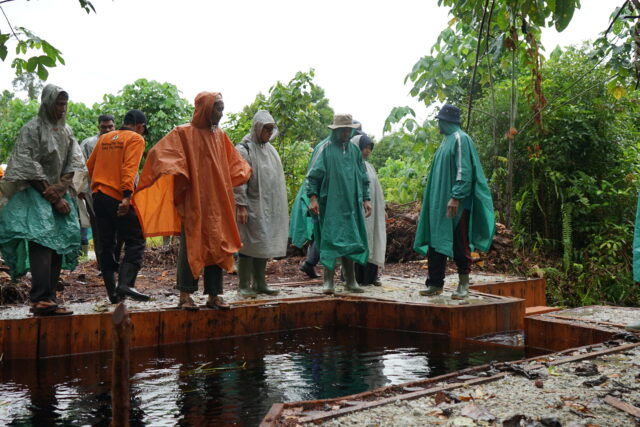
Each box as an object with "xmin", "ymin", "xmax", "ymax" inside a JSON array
[
  {"xmin": 355, "ymin": 262, "xmax": 379, "ymax": 285},
  {"xmin": 28, "ymin": 241, "xmax": 62, "ymax": 303},
  {"xmin": 426, "ymin": 209, "xmax": 472, "ymax": 288},
  {"xmin": 92, "ymin": 192, "xmax": 145, "ymax": 272}
]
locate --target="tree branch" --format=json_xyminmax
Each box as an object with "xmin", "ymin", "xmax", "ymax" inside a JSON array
[{"xmin": 0, "ymin": 5, "xmax": 19, "ymax": 41}]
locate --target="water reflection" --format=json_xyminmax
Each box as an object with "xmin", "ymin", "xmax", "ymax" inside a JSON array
[{"xmin": 0, "ymin": 327, "xmax": 533, "ymax": 426}]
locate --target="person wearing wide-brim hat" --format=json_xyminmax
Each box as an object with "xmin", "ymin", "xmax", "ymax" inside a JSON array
[
  {"xmin": 413, "ymin": 104, "xmax": 495, "ymax": 299},
  {"xmin": 306, "ymin": 113, "xmax": 372, "ymax": 294}
]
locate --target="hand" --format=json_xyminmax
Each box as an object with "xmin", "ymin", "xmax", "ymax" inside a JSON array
[
  {"xmin": 78, "ymin": 193, "xmax": 86, "ymax": 200},
  {"xmin": 237, "ymin": 205, "xmax": 249, "ymax": 224},
  {"xmin": 308, "ymin": 196, "xmax": 320, "ymax": 215},
  {"xmin": 53, "ymin": 198, "xmax": 71, "ymax": 215},
  {"xmin": 117, "ymin": 197, "xmax": 131, "ymax": 217},
  {"xmin": 447, "ymin": 198, "xmax": 459, "ymax": 218},
  {"xmin": 42, "ymin": 186, "xmax": 60, "ymax": 204},
  {"xmin": 363, "ymin": 200, "xmax": 372, "ymax": 218}
]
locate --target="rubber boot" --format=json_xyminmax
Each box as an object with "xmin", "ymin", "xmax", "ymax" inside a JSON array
[
  {"xmin": 116, "ymin": 262, "xmax": 150, "ymax": 302},
  {"xmin": 451, "ymin": 274, "xmax": 470, "ymax": 300},
  {"xmin": 252, "ymin": 258, "xmax": 279, "ymax": 295},
  {"xmin": 625, "ymin": 321, "xmax": 640, "ymax": 333},
  {"xmin": 323, "ymin": 267, "xmax": 335, "ymax": 295},
  {"xmin": 342, "ymin": 258, "xmax": 364, "ymax": 293},
  {"xmin": 237, "ymin": 256, "xmax": 257, "ymax": 298},
  {"xmin": 102, "ymin": 270, "xmax": 121, "ymax": 304},
  {"xmin": 419, "ymin": 285, "xmax": 443, "ymax": 296}
]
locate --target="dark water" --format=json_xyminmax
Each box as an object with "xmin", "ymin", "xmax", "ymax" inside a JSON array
[{"xmin": 0, "ymin": 327, "xmax": 538, "ymax": 426}]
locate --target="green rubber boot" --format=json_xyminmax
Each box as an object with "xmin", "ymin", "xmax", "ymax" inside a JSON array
[
  {"xmin": 237, "ymin": 256, "xmax": 257, "ymax": 298},
  {"xmin": 451, "ymin": 274, "xmax": 470, "ymax": 300},
  {"xmin": 625, "ymin": 320, "xmax": 640, "ymax": 333},
  {"xmin": 252, "ymin": 258, "xmax": 279, "ymax": 295},
  {"xmin": 419, "ymin": 285, "xmax": 443, "ymax": 296},
  {"xmin": 323, "ymin": 267, "xmax": 335, "ymax": 295},
  {"xmin": 342, "ymin": 258, "xmax": 364, "ymax": 293}
]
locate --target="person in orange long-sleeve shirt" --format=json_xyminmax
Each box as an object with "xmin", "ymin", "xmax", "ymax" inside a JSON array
[{"xmin": 87, "ymin": 109, "xmax": 150, "ymax": 303}]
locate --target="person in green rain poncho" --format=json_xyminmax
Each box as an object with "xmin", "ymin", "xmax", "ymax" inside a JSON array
[
  {"xmin": 413, "ymin": 104, "xmax": 495, "ymax": 299},
  {"xmin": 307, "ymin": 114, "xmax": 372, "ymax": 294},
  {"xmin": 626, "ymin": 194, "xmax": 640, "ymax": 332},
  {"xmin": 0, "ymin": 84, "xmax": 86, "ymax": 316}
]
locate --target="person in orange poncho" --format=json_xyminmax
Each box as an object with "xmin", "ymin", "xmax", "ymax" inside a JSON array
[{"xmin": 133, "ymin": 92, "xmax": 251, "ymax": 310}]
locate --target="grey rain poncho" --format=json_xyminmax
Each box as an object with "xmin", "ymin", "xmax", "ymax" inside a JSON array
[
  {"xmin": 364, "ymin": 160, "xmax": 386, "ymax": 267},
  {"xmin": 233, "ymin": 110, "xmax": 289, "ymax": 258},
  {"xmin": 351, "ymin": 135, "xmax": 386, "ymax": 267},
  {"xmin": 0, "ymin": 84, "xmax": 86, "ymax": 278}
]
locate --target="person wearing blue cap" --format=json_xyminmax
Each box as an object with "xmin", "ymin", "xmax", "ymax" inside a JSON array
[{"xmin": 413, "ymin": 104, "xmax": 495, "ymax": 299}]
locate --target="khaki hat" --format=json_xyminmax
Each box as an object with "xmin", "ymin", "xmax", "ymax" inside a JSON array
[{"xmin": 328, "ymin": 113, "xmax": 360, "ymax": 129}]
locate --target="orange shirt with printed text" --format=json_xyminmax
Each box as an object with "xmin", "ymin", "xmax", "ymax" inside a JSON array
[{"xmin": 86, "ymin": 129, "xmax": 145, "ymax": 201}]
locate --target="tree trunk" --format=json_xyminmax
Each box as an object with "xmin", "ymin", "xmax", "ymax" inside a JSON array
[{"xmin": 111, "ymin": 302, "xmax": 131, "ymax": 427}]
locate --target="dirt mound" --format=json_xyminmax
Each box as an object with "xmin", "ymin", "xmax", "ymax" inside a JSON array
[
  {"xmin": 385, "ymin": 202, "xmax": 421, "ymax": 263},
  {"xmin": 143, "ymin": 243, "xmax": 179, "ymax": 268}
]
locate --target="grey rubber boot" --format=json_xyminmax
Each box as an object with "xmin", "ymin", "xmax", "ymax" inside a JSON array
[
  {"xmin": 252, "ymin": 258, "xmax": 279, "ymax": 295},
  {"xmin": 237, "ymin": 256, "xmax": 257, "ymax": 298},
  {"xmin": 451, "ymin": 274, "xmax": 470, "ymax": 300},
  {"xmin": 342, "ymin": 258, "xmax": 364, "ymax": 293},
  {"xmin": 116, "ymin": 262, "xmax": 150, "ymax": 302},
  {"xmin": 323, "ymin": 267, "xmax": 335, "ymax": 295}
]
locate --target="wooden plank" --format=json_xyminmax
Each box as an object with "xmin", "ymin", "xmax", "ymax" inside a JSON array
[
  {"xmin": 260, "ymin": 403, "xmax": 284, "ymax": 427},
  {"xmin": 2, "ymin": 317, "xmax": 38, "ymax": 359},
  {"xmin": 296, "ymin": 373, "xmax": 509, "ymax": 424},
  {"xmin": 604, "ymin": 395, "xmax": 640, "ymax": 418},
  {"xmin": 129, "ymin": 311, "xmax": 159, "ymax": 349},
  {"xmin": 38, "ymin": 315, "xmax": 72, "ymax": 358},
  {"xmin": 550, "ymin": 342, "xmax": 640, "ymax": 366},
  {"xmin": 158, "ymin": 309, "xmax": 189, "ymax": 345},
  {"xmin": 70, "ymin": 314, "xmax": 103, "ymax": 355}
]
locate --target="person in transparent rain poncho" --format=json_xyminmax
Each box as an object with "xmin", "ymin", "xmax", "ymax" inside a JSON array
[
  {"xmin": 234, "ymin": 110, "xmax": 289, "ymax": 297},
  {"xmin": 0, "ymin": 84, "xmax": 85, "ymax": 316}
]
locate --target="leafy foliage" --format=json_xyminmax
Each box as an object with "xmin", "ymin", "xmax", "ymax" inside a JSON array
[{"xmin": 97, "ymin": 78, "xmax": 193, "ymax": 151}]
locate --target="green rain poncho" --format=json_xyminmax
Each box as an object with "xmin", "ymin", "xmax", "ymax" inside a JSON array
[
  {"xmin": 306, "ymin": 129, "xmax": 370, "ymax": 270},
  {"xmin": 413, "ymin": 121, "xmax": 494, "ymax": 258},
  {"xmin": 0, "ymin": 84, "xmax": 85, "ymax": 279},
  {"xmin": 633, "ymin": 194, "xmax": 640, "ymax": 282},
  {"xmin": 289, "ymin": 137, "xmax": 330, "ymax": 248}
]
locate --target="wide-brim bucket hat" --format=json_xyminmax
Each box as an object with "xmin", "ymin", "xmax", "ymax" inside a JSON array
[
  {"xmin": 435, "ymin": 104, "xmax": 461, "ymax": 124},
  {"xmin": 328, "ymin": 113, "xmax": 360, "ymax": 129}
]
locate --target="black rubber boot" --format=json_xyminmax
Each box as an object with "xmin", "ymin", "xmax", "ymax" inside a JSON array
[
  {"xmin": 116, "ymin": 263, "xmax": 150, "ymax": 302},
  {"xmin": 102, "ymin": 270, "xmax": 121, "ymax": 304}
]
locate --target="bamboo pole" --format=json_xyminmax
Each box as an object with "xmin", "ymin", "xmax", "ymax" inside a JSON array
[{"xmin": 111, "ymin": 302, "xmax": 131, "ymax": 427}]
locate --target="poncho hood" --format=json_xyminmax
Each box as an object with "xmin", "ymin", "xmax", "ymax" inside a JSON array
[
  {"xmin": 246, "ymin": 110, "xmax": 278, "ymax": 144},
  {"xmin": 191, "ymin": 92, "xmax": 220, "ymax": 129},
  {"xmin": 39, "ymin": 84, "xmax": 68, "ymax": 125}
]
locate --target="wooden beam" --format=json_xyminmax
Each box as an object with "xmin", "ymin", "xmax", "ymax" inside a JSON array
[{"xmin": 604, "ymin": 395, "xmax": 640, "ymax": 418}]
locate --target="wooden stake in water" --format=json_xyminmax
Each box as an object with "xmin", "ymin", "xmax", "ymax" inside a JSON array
[{"xmin": 111, "ymin": 302, "xmax": 131, "ymax": 426}]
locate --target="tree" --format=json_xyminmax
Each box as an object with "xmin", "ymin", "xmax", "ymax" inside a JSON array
[
  {"xmin": 0, "ymin": 1, "xmax": 95, "ymax": 80},
  {"xmin": 97, "ymin": 78, "xmax": 193, "ymax": 151},
  {"xmin": 12, "ymin": 72, "xmax": 42, "ymax": 100},
  {"xmin": 0, "ymin": 91, "xmax": 37, "ymax": 162}
]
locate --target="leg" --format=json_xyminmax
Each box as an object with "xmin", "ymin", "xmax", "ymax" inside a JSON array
[
  {"xmin": 342, "ymin": 258, "xmax": 363, "ymax": 293},
  {"xmin": 364, "ymin": 263, "xmax": 378, "ymax": 286},
  {"xmin": 355, "ymin": 262, "xmax": 365, "ymax": 285},
  {"xmin": 452, "ymin": 210, "xmax": 472, "ymax": 300},
  {"xmin": 115, "ymin": 205, "xmax": 149, "ymax": 302},
  {"xmin": 420, "ymin": 247, "xmax": 447, "ymax": 296},
  {"xmin": 322, "ymin": 266, "xmax": 335, "ymax": 295},
  {"xmin": 252, "ymin": 257, "xmax": 278, "ymax": 295},
  {"xmin": 92, "ymin": 192, "xmax": 118, "ymax": 274},
  {"xmin": 299, "ymin": 240, "xmax": 320, "ymax": 278},
  {"xmin": 85, "ymin": 194, "xmax": 103, "ymax": 270},
  {"xmin": 177, "ymin": 229, "xmax": 199, "ymax": 309},
  {"xmin": 204, "ymin": 264, "xmax": 229, "ymax": 310},
  {"xmin": 28, "ymin": 241, "xmax": 54, "ymax": 303},
  {"xmin": 237, "ymin": 254, "xmax": 257, "ymax": 298}
]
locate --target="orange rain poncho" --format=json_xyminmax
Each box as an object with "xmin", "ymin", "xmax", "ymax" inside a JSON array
[{"xmin": 133, "ymin": 92, "xmax": 251, "ymax": 277}]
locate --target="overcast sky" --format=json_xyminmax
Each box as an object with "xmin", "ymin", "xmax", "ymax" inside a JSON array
[{"xmin": 0, "ymin": 0, "xmax": 617, "ymax": 137}]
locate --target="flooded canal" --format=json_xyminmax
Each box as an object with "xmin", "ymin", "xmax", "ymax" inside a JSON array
[{"xmin": 0, "ymin": 326, "xmax": 538, "ymax": 426}]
